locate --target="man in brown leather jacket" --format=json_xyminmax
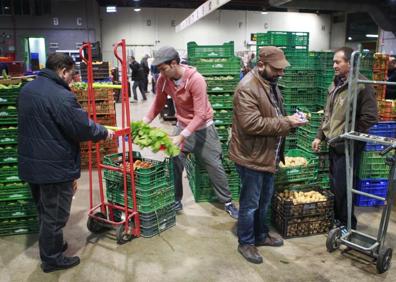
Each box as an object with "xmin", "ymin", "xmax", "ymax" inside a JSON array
[{"xmin": 229, "ymin": 46, "xmax": 307, "ymax": 264}]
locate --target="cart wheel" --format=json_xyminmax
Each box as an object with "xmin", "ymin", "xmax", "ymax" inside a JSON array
[
  {"xmin": 116, "ymin": 220, "xmax": 135, "ymax": 245},
  {"xmin": 326, "ymin": 228, "xmax": 341, "ymax": 252},
  {"xmin": 87, "ymin": 212, "xmax": 107, "ymax": 234},
  {"xmin": 376, "ymin": 248, "xmax": 392, "ymax": 274}
]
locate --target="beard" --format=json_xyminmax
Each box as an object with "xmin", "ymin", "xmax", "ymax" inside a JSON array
[{"xmin": 260, "ymin": 66, "xmax": 280, "ymax": 84}]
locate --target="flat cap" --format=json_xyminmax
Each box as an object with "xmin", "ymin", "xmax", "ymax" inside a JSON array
[
  {"xmin": 152, "ymin": 46, "xmax": 179, "ymax": 66},
  {"xmin": 259, "ymin": 46, "xmax": 290, "ymax": 69}
]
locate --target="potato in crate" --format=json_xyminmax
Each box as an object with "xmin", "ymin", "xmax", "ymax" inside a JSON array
[
  {"xmin": 276, "ymin": 149, "xmax": 318, "ymax": 184},
  {"xmin": 272, "ymin": 187, "xmax": 334, "ymax": 238}
]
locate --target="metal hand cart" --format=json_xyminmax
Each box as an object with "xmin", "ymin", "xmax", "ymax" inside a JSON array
[
  {"xmin": 79, "ymin": 40, "xmax": 140, "ymax": 244},
  {"xmin": 326, "ymin": 50, "xmax": 396, "ymax": 273}
]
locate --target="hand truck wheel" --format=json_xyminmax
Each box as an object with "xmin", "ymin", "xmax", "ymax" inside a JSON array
[
  {"xmin": 376, "ymin": 247, "xmax": 392, "ymax": 274},
  {"xmin": 116, "ymin": 219, "xmax": 135, "ymax": 245},
  {"xmin": 326, "ymin": 228, "xmax": 341, "ymax": 252},
  {"xmin": 87, "ymin": 212, "xmax": 108, "ymax": 234}
]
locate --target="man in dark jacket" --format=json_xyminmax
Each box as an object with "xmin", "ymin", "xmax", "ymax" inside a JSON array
[
  {"xmin": 141, "ymin": 54, "xmax": 150, "ymax": 93},
  {"xmin": 385, "ymin": 57, "xmax": 396, "ymax": 99},
  {"xmin": 229, "ymin": 46, "xmax": 307, "ymax": 264},
  {"xmin": 18, "ymin": 53, "xmax": 113, "ymax": 273},
  {"xmin": 129, "ymin": 56, "xmax": 146, "ymax": 101},
  {"xmin": 312, "ymin": 47, "xmax": 378, "ymax": 230}
]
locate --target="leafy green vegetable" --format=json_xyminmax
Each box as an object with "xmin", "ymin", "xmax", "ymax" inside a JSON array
[{"xmin": 131, "ymin": 121, "xmax": 180, "ymax": 157}]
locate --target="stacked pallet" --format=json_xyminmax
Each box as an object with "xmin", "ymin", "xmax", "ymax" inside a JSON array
[
  {"xmin": 186, "ymin": 41, "xmax": 241, "ymax": 202},
  {"xmin": 0, "ymin": 80, "xmax": 38, "ymax": 236}
]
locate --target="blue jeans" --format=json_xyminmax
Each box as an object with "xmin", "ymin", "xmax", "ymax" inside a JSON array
[{"xmin": 236, "ymin": 164, "xmax": 274, "ymax": 245}]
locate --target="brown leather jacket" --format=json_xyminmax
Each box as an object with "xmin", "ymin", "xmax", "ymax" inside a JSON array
[{"xmin": 229, "ymin": 68, "xmax": 292, "ymax": 173}]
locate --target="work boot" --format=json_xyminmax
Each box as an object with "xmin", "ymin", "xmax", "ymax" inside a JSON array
[
  {"xmin": 62, "ymin": 241, "xmax": 68, "ymax": 252},
  {"xmin": 41, "ymin": 256, "xmax": 80, "ymax": 273},
  {"xmin": 238, "ymin": 244, "xmax": 263, "ymax": 264},
  {"xmin": 255, "ymin": 234, "xmax": 284, "ymax": 247}
]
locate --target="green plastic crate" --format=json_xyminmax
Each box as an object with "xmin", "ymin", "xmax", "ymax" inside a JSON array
[
  {"xmin": 185, "ymin": 154, "xmax": 240, "ymax": 202},
  {"xmin": 276, "ymin": 149, "xmax": 319, "ymax": 184},
  {"xmin": 215, "ymin": 125, "xmax": 230, "ymax": 142},
  {"xmin": 191, "ymin": 56, "xmax": 241, "ymax": 75},
  {"xmin": 106, "ymin": 179, "xmax": 175, "ymax": 213},
  {"xmin": 279, "ymin": 70, "xmax": 316, "ymax": 88},
  {"xmin": 213, "ymin": 109, "xmax": 233, "ymax": 125},
  {"xmin": 358, "ymin": 152, "xmax": 389, "ymax": 178},
  {"xmin": 0, "ymin": 184, "xmax": 32, "ymax": 201},
  {"xmin": 0, "ymin": 217, "xmax": 39, "ymax": 236},
  {"xmin": 0, "ymin": 200, "xmax": 37, "ymax": 219},
  {"xmin": 209, "ymin": 94, "xmax": 233, "ymax": 109},
  {"xmin": 103, "ymin": 152, "xmax": 173, "ymax": 189},
  {"xmin": 256, "ymin": 31, "xmax": 309, "ymax": 47},
  {"xmin": 188, "ymin": 41, "xmax": 234, "ymax": 58},
  {"xmin": 281, "ymin": 88, "xmax": 319, "ymax": 105},
  {"xmin": 205, "ymin": 75, "xmax": 239, "ymax": 93}
]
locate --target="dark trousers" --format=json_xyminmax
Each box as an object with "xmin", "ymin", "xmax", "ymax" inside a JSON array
[
  {"xmin": 143, "ymin": 75, "xmax": 148, "ymax": 92},
  {"xmin": 132, "ymin": 80, "xmax": 146, "ymax": 100},
  {"xmin": 29, "ymin": 182, "xmax": 74, "ymax": 265},
  {"xmin": 235, "ymin": 164, "xmax": 274, "ymax": 245},
  {"xmin": 329, "ymin": 143, "xmax": 364, "ymax": 229}
]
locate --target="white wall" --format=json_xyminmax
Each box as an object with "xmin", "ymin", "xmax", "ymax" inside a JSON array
[
  {"xmin": 100, "ymin": 7, "xmax": 331, "ymax": 64},
  {"xmin": 379, "ymin": 31, "xmax": 396, "ymax": 56}
]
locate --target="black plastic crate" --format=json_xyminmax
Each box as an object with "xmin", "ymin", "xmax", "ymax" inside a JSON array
[
  {"xmin": 272, "ymin": 212, "xmax": 333, "ymax": 238},
  {"xmin": 272, "ymin": 188, "xmax": 334, "ymax": 218}
]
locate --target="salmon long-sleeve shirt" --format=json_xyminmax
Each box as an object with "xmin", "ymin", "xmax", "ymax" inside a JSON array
[{"xmin": 143, "ymin": 65, "xmax": 214, "ymax": 137}]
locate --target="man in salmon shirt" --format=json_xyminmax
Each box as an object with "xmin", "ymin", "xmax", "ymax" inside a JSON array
[{"xmin": 143, "ymin": 46, "xmax": 239, "ymax": 219}]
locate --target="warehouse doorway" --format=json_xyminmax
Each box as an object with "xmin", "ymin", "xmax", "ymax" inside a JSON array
[{"xmin": 24, "ymin": 37, "xmax": 46, "ymax": 71}]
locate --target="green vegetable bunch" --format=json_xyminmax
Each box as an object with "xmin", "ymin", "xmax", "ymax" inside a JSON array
[{"xmin": 131, "ymin": 121, "xmax": 180, "ymax": 157}]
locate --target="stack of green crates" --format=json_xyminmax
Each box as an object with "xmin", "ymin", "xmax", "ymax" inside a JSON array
[
  {"xmin": 256, "ymin": 31, "xmax": 320, "ymax": 150},
  {"xmin": 296, "ymin": 111, "xmax": 330, "ymax": 190},
  {"xmin": 185, "ymin": 154, "xmax": 240, "ymax": 202},
  {"xmin": 187, "ymin": 41, "xmax": 241, "ymax": 202},
  {"xmin": 103, "ymin": 151, "xmax": 175, "ymax": 238},
  {"xmin": 0, "ymin": 81, "xmax": 39, "ymax": 236}
]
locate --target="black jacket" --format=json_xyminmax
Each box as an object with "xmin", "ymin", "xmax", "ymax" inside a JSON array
[
  {"xmin": 386, "ymin": 69, "xmax": 396, "ymax": 99},
  {"xmin": 129, "ymin": 61, "xmax": 144, "ymax": 81},
  {"xmin": 17, "ymin": 68, "xmax": 108, "ymax": 184}
]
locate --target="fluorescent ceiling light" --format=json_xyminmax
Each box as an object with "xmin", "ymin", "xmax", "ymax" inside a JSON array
[
  {"xmin": 261, "ymin": 11, "xmax": 268, "ymax": 15},
  {"xmin": 269, "ymin": 0, "xmax": 292, "ymax": 6},
  {"xmin": 366, "ymin": 34, "xmax": 378, "ymax": 38},
  {"xmin": 106, "ymin": 6, "xmax": 117, "ymax": 13},
  {"xmin": 348, "ymin": 37, "xmax": 352, "ymax": 40},
  {"xmin": 134, "ymin": 8, "xmax": 141, "ymax": 12}
]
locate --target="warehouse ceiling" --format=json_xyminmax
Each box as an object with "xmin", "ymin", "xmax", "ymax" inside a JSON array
[{"xmin": 96, "ymin": 0, "xmax": 396, "ymax": 33}]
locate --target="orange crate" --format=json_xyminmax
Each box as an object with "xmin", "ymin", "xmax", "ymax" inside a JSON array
[
  {"xmin": 375, "ymin": 85, "xmax": 386, "ymax": 100},
  {"xmin": 373, "ymin": 53, "xmax": 389, "ymax": 70},
  {"xmin": 379, "ymin": 100, "xmax": 396, "ymax": 115}
]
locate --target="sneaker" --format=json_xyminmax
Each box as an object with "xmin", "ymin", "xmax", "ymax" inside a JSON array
[
  {"xmin": 41, "ymin": 256, "xmax": 80, "ymax": 273},
  {"xmin": 174, "ymin": 200, "xmax": 183, "ymax": 212},
  {"xmin": 225, "ymin": 202, "xmax": 239, "ymax": 219},
  {"xmin": 238, "ymin": 244, "xmax": 263, "ymax": 264},
  {"xmin": 340, "ymin": 226, "xmax": 348, "ymax": 237}
]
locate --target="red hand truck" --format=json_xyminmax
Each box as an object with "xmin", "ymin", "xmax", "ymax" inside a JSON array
[{"xmin": 79, "ymin": 40, "xmax": 140, "ymax": 244}]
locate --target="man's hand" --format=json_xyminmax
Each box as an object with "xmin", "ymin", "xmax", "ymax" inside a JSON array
[
  {"xmin": 287, "ymin": 115, "xmax": 308, "ymax": 128},
  {"xmin": 312, "ymin": 138, "xmax": 321, "ymax": 152},
  {"xmin": 106, "ymin": 129, "xmax": 115, "ymax": 141},
  {"xmin": 171, "ymin": 134, "xmax": 185, "ymax": 148},
  {"xmin": 72, "ymin": 180, "xmax": 78, "ymax": 195}
]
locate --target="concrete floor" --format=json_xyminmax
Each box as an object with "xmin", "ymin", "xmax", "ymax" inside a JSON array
[{"xmin": 1, "ymin": 91, "xmax": 396, "ymax": 282}]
